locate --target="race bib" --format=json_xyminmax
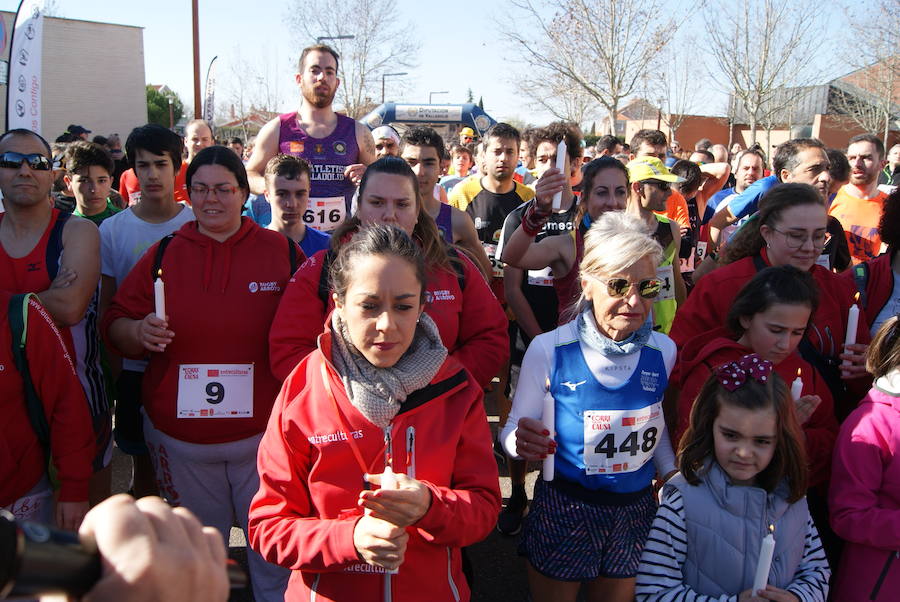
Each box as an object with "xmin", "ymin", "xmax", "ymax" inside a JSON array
[
  {"xmin": 483, "ymin": 243, "xmax": 504, "ymax": 278},
  {"xmin": 177, "ymin": 364, "xmax": 254, "ymax": 418},
  {"xmin": 583, "ymin": 403, "xmax": 664, "ymax": 475},
  {"xmin": 304, "ymin": 196, "xmax": 346, "ymax": 232},
  {"xmin": 696, "ymin": 241, "xmax": 708, "ymax": 261},
  {"xmin": 656, "ymin": 264, "xmax": 676, "ymax": 301},
  {"xmin": 527, "ymin": 266, "xmax": 554, "ymax": 287}
]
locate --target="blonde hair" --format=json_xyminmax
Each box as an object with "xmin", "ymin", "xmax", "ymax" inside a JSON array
[{"xmin": 572, "ymin": 211, "xmax": 663, "ymax": 315}]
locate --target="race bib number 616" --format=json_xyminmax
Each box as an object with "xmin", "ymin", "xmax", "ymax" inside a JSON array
[{"xmin": 583, "ymin": 403, "xmax": 663, "ymax": 475}]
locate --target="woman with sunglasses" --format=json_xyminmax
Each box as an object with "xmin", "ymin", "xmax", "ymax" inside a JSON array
[
  {"xmin": 102, "ymin": 146, "xmax": 296, "ymax": 602},
  {"xmin": 670, "ymin": 183, "xmax": 871, "ymax": 419},
  {"xmin": 500, "ymin": 211, "xmax": 677, "ymax": 602}
]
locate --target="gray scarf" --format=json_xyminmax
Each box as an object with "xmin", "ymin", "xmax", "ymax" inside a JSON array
[
  {"xmin": 576, "ymin": 308, "xmax": 652, "ymax": 356},
  {"xmin": 331, "ymin": 311, "xmax": 447, "ymax": 428}
]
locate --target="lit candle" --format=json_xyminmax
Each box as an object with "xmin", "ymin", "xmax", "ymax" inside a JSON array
[
  {"xmin": 154, "ymin": 269, "xmax": 166, "ymax": 320},
  {"xmin": 791, "ymin": 368, "xmax": 803, "ymax": 400},
  {"xmin": 542, "ymin": 379, "xmax": 555, "ymax": 482},
  {"xmin": 752, "ymin": 524, "xmax": 776, "ymax": 594},
  {"xmin": 552, "ymin": 140, "xmax": 567, "ymax": 210},
  {"xmin": 843, "ymin": 293, "xmax": 860, "ymax": 366}
]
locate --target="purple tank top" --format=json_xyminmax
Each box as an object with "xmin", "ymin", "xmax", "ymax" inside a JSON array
[
  {"xmin": 278, "ymin": 112, "xmax": 359, "ymax": 231},
  {"xmin": 436, "ymin": 202, "xmax": 453, "ymax": 244}
]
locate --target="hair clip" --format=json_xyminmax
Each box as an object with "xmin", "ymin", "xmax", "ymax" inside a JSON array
[{"xmin": 714, "ymin": 353, "xmax": 773, "ymax": 392}]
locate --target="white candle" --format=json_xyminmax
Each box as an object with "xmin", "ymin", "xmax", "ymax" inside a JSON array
[
  {"xmin": 153, "ymin": 270, "xmax": 166, "ymax": 320},
  {"xmin": 552, "ymin": 140, "xmax": 567, "ymax": 210},
  {"xmin": 752, "ymin": 526, "xmax": 776, "ymax": 594},
  {"xmin": 791, "ymin": 368, "xmax": 803, "ymax": 400},
  {"xmin": 843, "ymin": 295, "xmax": 860, "ymax": 366},
  {"xmin": 542, "ymin": 382, "xmax": 555, "ymax": 482},
  {"xmin": 381, "ymin": 465, "xmax": 397, "ymax": 491}
]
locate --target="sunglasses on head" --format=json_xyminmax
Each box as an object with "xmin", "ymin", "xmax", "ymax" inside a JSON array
[
  {"xmin": 0, "ymin": 151, "xmax": 52, "ymax": 171},
  {"xmin": 605, "ymin": 277, "xmax": 662, "ymax": 299}
]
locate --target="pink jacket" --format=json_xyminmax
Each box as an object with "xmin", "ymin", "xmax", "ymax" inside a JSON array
[{"xmin": 830, "ymin": 384, "xmax": 900, "ymax": 601}]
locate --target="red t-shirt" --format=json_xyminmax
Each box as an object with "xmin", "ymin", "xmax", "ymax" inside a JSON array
[{"xmin": 118, "ymin": 163, "xmax": 190, "ymax": 206}]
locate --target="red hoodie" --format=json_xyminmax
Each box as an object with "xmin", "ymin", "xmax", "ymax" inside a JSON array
[
  {"xmin": 268, "ymin": 246, "xmax": 509, "ymax": 386},
  {"xmin": 0, "ymin": 293, "xmax": 94, "ymax": 506},
  {"xmin": 249, "ymin": 332, "xmax": 501, "ymax": 602},
  {"xmin": 671, "ymin": 329, "xmax": 838, "ymax": 487},
  {"xmin": 841, "ymin": 250, "xmax": 895, "ymax": 330},
  {"xmin": 102, "ymin": 218, "xmax": 302, "ymax": 444}
]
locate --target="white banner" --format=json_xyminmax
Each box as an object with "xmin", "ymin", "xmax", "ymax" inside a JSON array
[
  {"xmin": 203, "ymin": 55, "xmax": 217, "ymax": 125},
  {"xmin": 394, "ymin": 104, "xmax": 463, "ymax": 122},
  {"xmin": 7, "ymin": 0, "xmax": 44, "ymax": 133}
]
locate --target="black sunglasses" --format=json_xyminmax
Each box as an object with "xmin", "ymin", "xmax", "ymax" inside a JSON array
[{"xmin": 0, "ymin": 151, "xmax": 52, "ymax": 171}]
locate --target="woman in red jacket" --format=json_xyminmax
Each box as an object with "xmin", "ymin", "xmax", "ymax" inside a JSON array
[
  {"xmin": 102, "ymin": 146, "xmax": 296, "ymax": 602},
  {"xmin": 669, "ymin": 183, "xmax": 870, "ymax": 419},
  {"xmin": 249, "ymin": 225, "xmax": 501, "ymax": 602},
  {"xmin": 268, "ymin": 156, "xmax": 508, "ymax": 385}
]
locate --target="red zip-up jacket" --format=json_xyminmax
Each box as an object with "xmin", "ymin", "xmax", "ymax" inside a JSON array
[
  {"xmin": 1, "ymin": 293, "xmax": 93, "ymax": 506},
  {"xmin": 671, "ymin": 329, "xmax": 838, "ymax": 487},
  {"xmin": 249, "ymin": 331, "xmax": 501, "ymax": 602},
  {"xmin": 841, "ymin": 249, "xmax": 895, "ymax": 330},
  {"xmin": 102, "ymin": 218, "xmax": 302, "ymax": 444},
  {"xmin": 268, "ymin": 245, "xmax": 508, "ymax": 386}
]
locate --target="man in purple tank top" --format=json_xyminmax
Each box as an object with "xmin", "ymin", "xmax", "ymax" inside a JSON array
[{"xmin": 246, "ymin": 44, "xmax": 376, "ymax": 233}]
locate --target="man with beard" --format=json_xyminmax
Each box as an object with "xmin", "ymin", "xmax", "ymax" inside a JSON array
[
  {"xmin": 829, "ymin": 133, "xmax": 889, "ymax": 264},
  {"xmin": 246, "ymin": 44, "xmax": 376, "ymax": 233}
]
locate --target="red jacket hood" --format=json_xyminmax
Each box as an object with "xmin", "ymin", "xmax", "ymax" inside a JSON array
[{"xmin": 673, "ymin": 326, "xmax": 745, "ymax": 387}]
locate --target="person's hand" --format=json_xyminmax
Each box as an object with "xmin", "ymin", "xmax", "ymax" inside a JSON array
[
  {"xmin": 515, "ymin": 416, "xmax": 556, "ymax": 461},
  {"xmin": 794, "ymin": 394, "xmax": 821, "ymax": 425},
  {"xmin": 50, "ymin": 266, "xmax": 77, "ymax": 289},
  {"xmin": 755, "ymin": 585, "xmax": 800, "ymax": 601},
  {"xmin": 839, "ymin": 342, "xmax": 869, "ymax": 378},
  {"xmin": 344, "ymin": 163, "xmax": 367, "ymax": 186},
  {"xmin": 352, "ymin": 514, "xmax": 408, "ymax": 571},
  {"xmin": 359, "ymin": 472, "xmax": 432, "ymax": 527},
  {"xmin": 533, "ymin": 167, "xmax": 566, "ymax": 210},
  {"xmin": 79, "ymin": 495, "xmax": 228, "ymax": 602},
  {"xmin": 137, "ymin": 313, "xmax": 173, "ymax": 353},
  {"xmin": 56, "ymin": 500, "xmax": 89, "ymax": 531}
]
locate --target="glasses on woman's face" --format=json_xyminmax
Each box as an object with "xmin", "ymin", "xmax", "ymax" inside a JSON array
[
  {"xmin": 605, "ymin": 277, "xmax": 662, "ymax": 299},
  {"xmin": 190, "ymin": 183, "xmax": 238, "ymax": 198},
  {"xmin": 772, "ymin": 228, "xmax": 828, "ymax": 249}
]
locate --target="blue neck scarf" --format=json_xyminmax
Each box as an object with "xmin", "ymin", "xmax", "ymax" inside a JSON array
[{"xmin": 576, "ymin": 308, "xmax": 652, "ymax": 356}]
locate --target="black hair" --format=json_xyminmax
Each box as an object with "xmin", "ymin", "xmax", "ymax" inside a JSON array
[
  {"xmin": 65, "ymin": 141, "xmax": 114, "ymax": 175},
  {"xmin": 596, "ymin": 135, "xmax": 621, "ymax": 153},
  {"xmin": 671, "ymin": 159, "xmax": 701, "ymax": 195},
  {"xmin": 825, "ymin": 148, "xmax": 851, "ymax": 183},
  {"xmin": 125, "ymin": 124, "xmax": 184, "ymax": 171},
  {"xmin": 630, "ymin": 129, "xmax": 667, "ymax": 150},
  {"xmin": 185, "ymin": 145, "xmax": 249, "ymax": 192},
  {"xmin": 483, "ymin": 122, "xmax": 520, "ymax": 148},
  {"xmin": 0, "ymin": 128, "xmax": 52, "ymax": 157},
  {"xmin": 725, "ymin": 265, "xmax": 819, "ymax": 336},
  {"xmin": 531, "ymin": 121, "xmax": 582, "ymax": 163},
  {"xmin": 879, "ymin": 186, "xmax": 900, "ymax": 250},
  {"xmin": 773, "ymin": 138, "xmax": 824, "ymax": 181},
  {"xmin": 402, "ymin": 126, "xmax": 445, "ymax": 159},
  {"xmin": 848, "ymin": 133, "xmax": 885, "ymax": 159}
]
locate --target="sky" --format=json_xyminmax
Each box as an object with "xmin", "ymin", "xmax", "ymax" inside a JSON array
[{"xmin": 0, "ymin": 0, "xmax": 853, "ymax": 128}]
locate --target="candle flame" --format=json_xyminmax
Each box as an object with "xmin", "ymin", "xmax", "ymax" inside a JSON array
[
  {"xmin": 854, "ymin": 292, "xmax": 860, "ymax": 302},
  {"xmin": 769, "ymin": 524, "xmax": 775, "ymax": 533},
  {"xmin": 797, "ymin": 368, "xmax": 801, "ymax": 377},
  {"xmin": 157, "ymin": 269, "xmax": 163, "ymax": 278}
]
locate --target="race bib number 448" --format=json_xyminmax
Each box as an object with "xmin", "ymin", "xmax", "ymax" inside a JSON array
[
  {"xmin": 177, "ymin": 364, "xmax": 254, "ymax": 418},
  {"xmin": 583, "ymin": 403, "xmax": 663, "ymax": 475}
]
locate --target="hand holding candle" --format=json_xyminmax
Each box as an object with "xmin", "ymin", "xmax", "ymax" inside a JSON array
[
  {"xmin": 791, "ymin": 368, "xmax": 803, "ymax": 400},
  {"xmin": 752, "ymin": 524, "xmax": 776, "ymax": 595},
  {"xmin": 552, "ymin": 140, "xmax": 567, "ymax": 210},
  {"xmin": 843, "ymin": 293, "xmax": 860, "ymax": 366},
  {"xmin": 542, "ymin": 380, "xmax": 555, "ymax": 482},
  {"xmin": 154, "ymin": 269, "xmax": 166, "ymax": 320}
]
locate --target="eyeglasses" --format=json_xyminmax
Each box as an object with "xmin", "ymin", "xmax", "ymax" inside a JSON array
[
  {"xmin": 605, "ymin": 277, "xmax": 662, "ymax": 299},
  {"xmin": 0, "ymin": 152, "xmax": 52, "ymax": 171},
  {"xmin": 771, "ymin": 228, "xmax": 828, "ymax": 249},
  {"xmin": 643, "ymin": 179, "xmax": 670, "ymax": 191},
  {"xmin": 189, "ymin": 183, "xmax": 239, "ymax": 198}
]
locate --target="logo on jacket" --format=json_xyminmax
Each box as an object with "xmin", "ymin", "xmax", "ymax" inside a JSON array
[
  {"xmin": 289, "ymin": 140, "xmax": 304, "ymax": 155},
  {"xmin": 333, "ymin": 141, "xmax": 347, "ymax": 155},
  {"xmin": 640, "ymin": 370, "xmax": 660, "ymax": 392},
  {"xmin": 248, "ymin": 281, "xmax": 259, "ymax": 293},
  {"xmin": 561, "ymin": 380, "xmax": 586, "ymax": 391},
  {"xmin": 315, "ymin": 143, "xmax": 324, "ymax": 155},
  {"xmin": 249, "ymin": 281, "xmax": 281, "ymax": 293}
]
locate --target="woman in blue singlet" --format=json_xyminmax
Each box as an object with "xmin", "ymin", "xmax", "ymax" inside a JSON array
[{"xmin": 501, "ymin": 211, "xmax": 678, "ymax": 602}]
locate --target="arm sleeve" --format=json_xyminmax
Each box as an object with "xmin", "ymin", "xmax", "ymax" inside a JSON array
[
  {"xmin": 635, "ymin": 488, "xmax": 736, "ymax": 602},
  {"xmin": 413, "ymin": 381, "xmax": 503, "ymax": 546},
  {"xmin": 829, "ymin": 410, "xmax": 900, "ymax": 549},
  {"xmin": 27, "ymin": 297, "xmax": 94, "ymax": 503},
  {"xmin": 100, "ymin": 246, "xmax": 157, "ymax": 359},
  {"xmin": 269, "ymin": 254, "xmax": 329, "ymax": 382},
  {"xmin": 501, "ymin": 333, "xmax": 553, "ymax": 457},
  {"xmin": 726, "ymin": 179, "xmax": 767, "ymax": 220},
  {"xmin": 785, "ymin": 516, "xmax": 830, "ymax": 602},
  {"xmin": 450, "ymin": 254, "xmax": 509, "ymax": 387},
  {"xmin": 248, "ymin": 375, "xmax": 362, "ymax": 571}
]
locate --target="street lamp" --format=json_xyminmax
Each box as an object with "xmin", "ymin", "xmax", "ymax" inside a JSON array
[
  {"xmin": 168, "ymin": 97, "xmax": 174, "ymax": 130},
  {"xmin": 429, "ymin": 90, "xmax": 449, "ymax": 104},
  {"xmin": 381, "ymin": 72, "xmax": 408, "ymax": 103},
  {"xmin": 316, "ymin": 34, "xmax": 354, "ymax": 44}
]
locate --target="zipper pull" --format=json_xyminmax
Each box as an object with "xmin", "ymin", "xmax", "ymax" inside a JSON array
[
  {"xmin": 406, "ymin": 426, "xmax": 416, "ymax": 479},
  {"xmin": 383, "ymin": 425, "xmax": 393, "ymax": 469}
]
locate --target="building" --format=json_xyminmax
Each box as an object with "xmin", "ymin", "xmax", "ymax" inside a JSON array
[{"xmin": 0, "ymin": 11, "xmax": 146, "ymax": 141}]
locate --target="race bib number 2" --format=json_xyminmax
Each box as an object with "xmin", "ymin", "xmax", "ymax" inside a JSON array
[
  {"xmin": 304, "ymin": 196, "xmax": 346, "ymax": 232},
  {"xmin": 583, "ymin": 403, "xmax": 664, "ymax": 475},
  {"xmin": 177, "ymin": 364, "xmax": 254, "ymax": 418}
]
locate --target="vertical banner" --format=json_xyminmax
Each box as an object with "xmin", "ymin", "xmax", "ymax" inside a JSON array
[
  {"xmin": 203, "ymin": 55, "xmax": 218, "ymax": 125},
  {"xmin": 6, "ymin": 0, "xmax": 44, "ymax": 133}
]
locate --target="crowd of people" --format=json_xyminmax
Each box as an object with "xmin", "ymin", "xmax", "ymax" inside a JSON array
[{"xmin": 2, "ymin": 42, "xmax": 900, "ymax": 602}]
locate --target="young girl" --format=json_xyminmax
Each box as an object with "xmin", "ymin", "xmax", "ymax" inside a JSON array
[
  {"xmin": 669, "ymin": 266, "xmax": 838, "ymax": 489},
  {"xmin": 829, "ymin": 316, "xmax": 900, "ymax": 600},
  {"xmin": 635, "ymin": 355, "xmax": 830, "ymax": 601}
]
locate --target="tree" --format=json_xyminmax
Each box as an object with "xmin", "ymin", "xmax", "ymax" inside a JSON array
[
  {"xmin": 704, "ymin": 0, "xmax": 823, "ymax": 144},
  {"xmin": 503, "ymin": 0, "xmax": 682, "ymax": 135},
  {"xmin": 219, "ymin": 46, "xmax": 285, "ymax": 141},
  {"xmin": 650, "ymin": 37, "xmax": 701, "ymax": 141},
  {"xmin": 286, "ymin": 0, "xmax": 419, "ymax": 118},
  {"xmin": 520, "ymin": 71, "xmax": 598, "ymax": 127},
  {"xmin": 146, "ymin": 86, "xmax": 184, "ymax": 129},
  {"xmin": 466, "ymin": 88, "xmax": 475, "ymax": 104}
]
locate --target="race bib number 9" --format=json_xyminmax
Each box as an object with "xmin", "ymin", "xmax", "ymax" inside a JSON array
[
  {"xmin": 655, "ymin": 264, "xmax": 675, "ymax": 301},
  {"xmin": 482, "ymin": 243, "xmax": 504, "ymax": 278},
  {"xmin": 177, "ymin": 364, "xmax": 254, "ymax": 418},
  {"xmin": 583, "ymin": 403, "xmax": 664, "ymax": 475},
  {"xmin": 304, "ymin": 196, "xmax": 346, "ymax": 232}
]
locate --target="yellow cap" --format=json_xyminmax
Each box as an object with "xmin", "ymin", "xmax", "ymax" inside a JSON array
[{"xmin": 626, "ymin": 156, "xmax": 685, "ymax": 183}]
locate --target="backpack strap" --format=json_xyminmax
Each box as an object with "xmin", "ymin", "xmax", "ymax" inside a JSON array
[
  {"xmin": 317, "ymin": 249, "xmax": 337, "ymax": 307},
  {"xmin": 8, "ymin": 293, "xmax": 51, "ymax": 459},
  {"xmin": 286, "ymin": 235, "xmax": 298, "ymax": 276},
  {"xmin": 852, "ymin": 262, "xmax": 869, "ymax": 311},
  {"xmin": 151, "ymin": 233, "xmax": 176, "ymax": 280},
  {"xmin": 45, "ymin": 211, "xmax": 71, "ymax": 279}
]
